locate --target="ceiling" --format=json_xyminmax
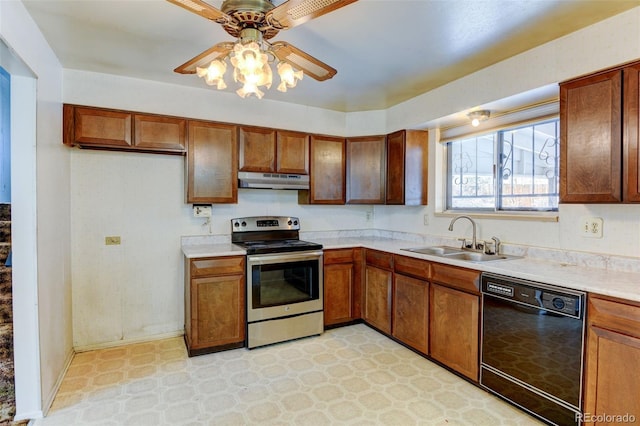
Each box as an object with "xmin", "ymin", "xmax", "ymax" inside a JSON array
[{"xmin": 22, "ymin": 0, "xmax": 640, "ymax": 113}]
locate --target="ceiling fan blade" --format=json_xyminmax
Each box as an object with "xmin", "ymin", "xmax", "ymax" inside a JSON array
[
  {"xmin": 166, "ymin": 0, "xmax": 237, "ymax": 26},
  {"xmin": 174, "ymin": 42, "xmax": 235, "ymax": 74},
  {"xmin": 270, "ymin": 41, "xmax": 336, "ymax": 81},
  {"xmin": 264, "ymin": 0, "xmax": 357, "ymax": 30}
]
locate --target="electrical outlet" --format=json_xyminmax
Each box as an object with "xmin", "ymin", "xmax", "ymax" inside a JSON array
[
  {"xmin": 423, "ymin": 214, "xmax": 429, "ymax": 226},
  {"xmin": 193, "ymin": 204, "xmax": 212, "ymax": 218},
  {"xmin": 581, "ymin": 217, "xmax": 603, "ymax": 238},
  {"xmin": 365, "ymin": 210, "xmax": 373, "ymax": 222},
  {"xmin": 105, "ymin": 236, "xmax": 121, "ymax": 245}
]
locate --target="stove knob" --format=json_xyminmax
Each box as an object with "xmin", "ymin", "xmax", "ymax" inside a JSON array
[
  {"xmin": 233, "ymin": 222, "xmax": 239, "ymax": 228},
  {"xmin": 293, "ymin": 220, "xmax": 298, "ymax": 225},
  {"xmin": 241, "ymin": 221, "xmax": 247, "ymax": 227},
  {"xmin": 287, "ymin": 220, "xmax": 293, "ymax": 226}
]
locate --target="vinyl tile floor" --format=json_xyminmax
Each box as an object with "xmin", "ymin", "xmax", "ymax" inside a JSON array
[{"xmin": 33, "ymin": 324, "xmax": 543, "ymax": 425}]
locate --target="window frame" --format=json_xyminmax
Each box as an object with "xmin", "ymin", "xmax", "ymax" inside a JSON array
[{"xmin": 443, "ymin": 116, "xmax": 560, "ymax": 214}]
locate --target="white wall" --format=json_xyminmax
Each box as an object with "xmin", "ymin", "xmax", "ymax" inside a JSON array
[
  {"xmin": 0, "ymin": 0, "xmax": 71, "ymax": 420},
  {"xmin": 65, "ymin": 7, "xmax": 640, "ymax": 351}
]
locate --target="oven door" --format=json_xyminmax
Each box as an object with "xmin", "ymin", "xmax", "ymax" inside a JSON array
[{"xmin": 246, "ymin": 250, "xmax": 323, "ymax": 323}]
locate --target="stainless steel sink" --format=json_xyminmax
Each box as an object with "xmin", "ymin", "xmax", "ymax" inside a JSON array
[
  {"xmin": 400, "ymin": 246, "xmax": 521, "ymax": 263},
  {"xmin": 401, "ymin": 246, "xmax": 463, "ymax": 256}
]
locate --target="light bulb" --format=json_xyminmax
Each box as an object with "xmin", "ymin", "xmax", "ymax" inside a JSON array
[{"xmin": 471, "ymin": 118, "xmax": 480, "ymax": 127}]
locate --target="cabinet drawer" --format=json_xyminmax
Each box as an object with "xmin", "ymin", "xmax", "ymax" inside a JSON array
[
  {"xmin": 191, "ymin": 256, "xmax": 245, "ymax": 277},
  {"xmin": 324, "ymin": 248, "xmax": 354, "ymax": 265},
  {"xmin": 365, "ymin": 249, "xmax": 393, "ymax": 270},
  {"xmin": 431, "ymin": 263, "xmax": 480, "ymax": 294},
  {"xmin": 588, "ymin": 295, "xmax": 640, "ymax": 337},
  {"xmin": 394, "ymin": 255, "xmax": 430, "ymax": 280}
]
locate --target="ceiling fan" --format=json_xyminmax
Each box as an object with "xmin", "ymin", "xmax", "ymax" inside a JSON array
[{"xmin": 167, "ymin": 0, "xmax": 357, "ymax": 98}]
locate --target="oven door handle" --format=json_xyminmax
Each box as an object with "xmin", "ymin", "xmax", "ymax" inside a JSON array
[{"xmin": 247, "ymin": 250, "xmax": 323, "ymax": 264}]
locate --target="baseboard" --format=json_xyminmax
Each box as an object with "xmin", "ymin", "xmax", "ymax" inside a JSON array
[
  {"xmin": 13, "ymin": 409, "xmax": 43, "ymax": 422},
  {"xmin": 40, "ymin": 346, "xmax": 75, "ymax": 417},
  {"xmin": 73, "ymin": 330, "xmax": 185, "ymax": 353}
]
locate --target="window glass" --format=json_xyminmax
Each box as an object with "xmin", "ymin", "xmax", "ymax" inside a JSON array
[{"xmin": 446, "ymin": 118, "xmax": 559, "ymax": 212}]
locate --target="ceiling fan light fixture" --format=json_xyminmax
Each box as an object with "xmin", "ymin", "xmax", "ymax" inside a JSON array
[
  {"xmin": 468, "ymin": 110, "xmax": 491, "ymax": 127},
  {"xmin": 277, "ymin": 62, "xmax": 303, "ymax": 92},
  {"xmin": 196, "ymin": 59, "xmax": 227, "ymax": 90}
]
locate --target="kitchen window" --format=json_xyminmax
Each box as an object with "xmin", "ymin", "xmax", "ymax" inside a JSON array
[{"xmin": 445, "ymin": 118, "xmax": 559, "ymax": 212}]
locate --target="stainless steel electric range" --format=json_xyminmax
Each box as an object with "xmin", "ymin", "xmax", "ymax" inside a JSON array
[{"xmin": 231, "ymin": 216, "xmax": 323, "ymax": 349}]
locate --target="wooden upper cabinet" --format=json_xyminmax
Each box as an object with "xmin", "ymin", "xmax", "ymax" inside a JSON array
[
  {"xmin": 65, "ymin": 105, "xmax": 132, "ymax": 148},
  {"xmin": 134, "ymin": 114, "xmax": 186, "ymax": 153},
  {"xmin": 186, "ymin": 120, "xmax": 238, "ymax": 204},
  {"xmin": 63, "ymin": 104, "xmax": 186, "ymax": 154},
  {"xmin": 277, "ymin": 130, "xmax": 309, "ymax": 174},
  {"xmin": 346, "ymin": 135, "xmax": 386, "ymax": 204},
  {"xmin": 624, "ymin": 63, "xmax": 640, "ymax": 202},
  {"xmin": 300, "ymin": 135, "xmax": 346, "ymax": 204},
  {"xmin": 238, "ymin": 126, "xmax": 276, "ymax": 172},
  {"xmin": 386, "ymin": 130, "xmax": 428, "ymax": 205},
  {"xmin": 560, "ymin": 69, "xmax": 623, "ymax": 202}
]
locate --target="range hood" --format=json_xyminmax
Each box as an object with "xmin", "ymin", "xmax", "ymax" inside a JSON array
[{"xmin": 238, "ymin": 171, "xmax": 309, "ymax": 190}]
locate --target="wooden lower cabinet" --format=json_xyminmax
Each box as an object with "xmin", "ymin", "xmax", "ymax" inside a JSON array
[
  {"xmin": 364, "ymin": 264, "xmax": 393, "ymax": 334},
  {"xmin": 430, "ymin": 280, "xmax": 480, "ymax": 381},
  {"xmin": 184, "ymin": 256, "xmax": 245, "ymax": 356},
  {"xmin": 393, "ymin": 273, "xmax": 429, "ymax": 354},
  {"xmin": 583, "ymin": 295, "xmax": 640, "ymax": 424},
  {"xmin": 323, "ymin": 248, "xmax": 362, "ymax": 327}
]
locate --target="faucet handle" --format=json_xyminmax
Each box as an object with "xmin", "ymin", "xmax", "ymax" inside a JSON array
[
  {"xmin": 457, "ymin": 238, "xmax": 468, "ymax": 249},
  {"xmin": 491, "ymin": 236, "xmax": 501, "ymax": 254}
]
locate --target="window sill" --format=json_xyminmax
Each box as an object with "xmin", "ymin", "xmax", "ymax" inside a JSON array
[{"xmin": 435, "ymin": 211, "xmax": 559, "ymax": 222}]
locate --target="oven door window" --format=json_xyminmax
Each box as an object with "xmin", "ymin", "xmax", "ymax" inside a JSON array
[{"xmin": 251, "ymin": 259, "xmax": 319, "ymax": 308}]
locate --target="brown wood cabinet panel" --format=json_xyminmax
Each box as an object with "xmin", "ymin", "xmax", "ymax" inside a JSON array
[
  {"xmin": 277, "ymin": 130, "xmax": 309, "ymax": 174},
  {"xmin": 191, "ymin": 274, "xmax": 245, "ymax": 349},
  {"xmin": 393, "ymin": 273, "xmax": 428, "ymax": 354},
  {"xmin": 324, "ymin": 248, "xmax": 354, "ymax": 264},
  {"xmin": 346, "ymin": 136, "xmax": 386, "ymax": 204},
  {"xmin": 300, "ymin": 135, "xmax": 346, "ymax": 204},
  {"xmin": 430, "ymin": 283, "xmax": 479, "ymax": 380},
  {"xmin": 386, "ymin": 130, "xmax": 428, "ymax": 205},
  {"xmin": 584, "ymin": 295, "xmax": 640, "ymax": 424},
  {"xmin": 560, "ymin": 69, "xmax": 622, "ymax": 202},
  {"xmin": 191, "ymin": 256, "xmax": 245, "ymax": 278},
  {"xmin": 185, "ymin": 255, "xmax": 246, "ymax": 356},
  {"xmin": 624, "ymin": 63, "xmax": 640, "ymax": 202},
  {"xmin": 365, "ymin": 249, "xmax": 393, "ymax": 271},
  {"xmin": 186, "ymin": 120, "xmax": 238, "ymax": 204},
  {"xmin": 394, "ymin": 255, "xmax": 430, "ymax": 281},
  {"xmin": 324, "ymin": 263, "xmax": 354, "ymax": 326},
  {"xmin": 239, "ymin": 126, "xmax": 277, "ymax": 172},
  {"xmin": 133, "ymin": 114, "xmax": 186, "ymax": 152},
  {"xmin": 364, "ymin": 265, "xmax": 392, "ymax": 334},
  {"xmin": 72, "ymin": 106, "xmax": 132, "ymax": 148},
  {"xmin": 431, "ymin": 263, "xmax": 479, "ymax": 294}
]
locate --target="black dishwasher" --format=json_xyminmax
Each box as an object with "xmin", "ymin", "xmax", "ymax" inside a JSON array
[{"xmin": 480, "ymin": 273, "xmax": 585, "ymax": 426}]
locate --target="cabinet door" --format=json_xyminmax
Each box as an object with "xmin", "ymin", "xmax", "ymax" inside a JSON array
[
  {"xmin": 430, "ymin": 283, "xmax": 479, "ymax": 380},
  {"xmin": 386, "ymin": 130, "xmax": 406, "ymax": 205},
  {"xmin": 346, "ymin": 136, "xmax": 386, "ymax": 204},
  {"xmin": 191, "ymin": 274, "xmax": 245, "ymax": 349},
  {"xmin": 186, "ymin": 121, "xmax": 238, "ymax": 203},
  {"xmin": 277, "ymin": 130, "xmax": 309, "ymax": 174},
  {"xmin": 71, "ymin": 106, "xmax": 132, "ymax": 148},
  {"xmin": 303, "ymin": 135, "xmax": 346, "ymax": 204},
  {"xmin": 393, "ymin": 274, "xmax": 428, "ymax": 354},
  {"xmin": 239, "ymin": 126, "xmax": 276, "ymax": 172},
  {"xmin": 364, "ymin": 265, "xmax": 392, "ymax": 334},
  {"xmin": 624, "ymin": 63, "xmax": 640, "ymax": 202},
  {"xmin": 560, "ymin": 69, "xmax": 622, "ymax": 202},
  {"xmin": 324, "ymin": 263, "xmax": 354, "ymax": 326},
  {"xmin": 134, "ymin": 114, "xmax": 186, "ymax": 153},
  {"xmin": 584, "ymin": 296, "xmax": 640, "ymax": 423}
]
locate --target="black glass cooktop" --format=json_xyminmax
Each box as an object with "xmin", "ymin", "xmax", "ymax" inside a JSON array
[{"xmin": 234, "ymin": 239, "xmax": 323, "ymax": 255}]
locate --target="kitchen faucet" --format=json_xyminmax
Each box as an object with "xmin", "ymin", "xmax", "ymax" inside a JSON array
[{"xmin": 448, "ymin": 215, "xmax": 479, "ymax": 250}]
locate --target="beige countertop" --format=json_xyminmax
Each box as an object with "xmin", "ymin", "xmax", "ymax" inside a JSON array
[{"xmin": 182, "ymin": 235, "xmax": 640, "ymax": 302}]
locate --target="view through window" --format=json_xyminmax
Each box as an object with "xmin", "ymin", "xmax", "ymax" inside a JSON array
[{"xmin": 446, "ymin": 118, "xmax": 559, "ymax": 212}]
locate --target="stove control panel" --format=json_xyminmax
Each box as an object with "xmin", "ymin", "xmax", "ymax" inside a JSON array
[{"xmin": 231, "ymin": 216, "xmax": 301, "ymax": 233}]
